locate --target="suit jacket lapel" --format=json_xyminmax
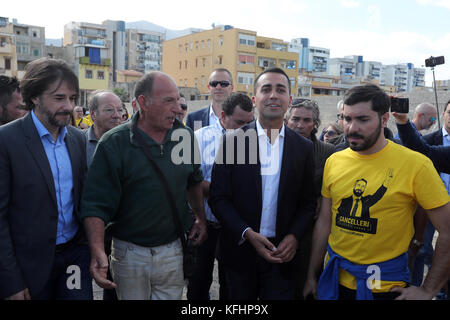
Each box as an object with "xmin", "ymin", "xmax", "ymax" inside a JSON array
[
  {"xmin": 64, "ymin": 129, "xmax": 78, "ymax": 194},
  {"xmin": 203, "ymin": 106, "xmax": 211, "ymax": 126},
  {"xmin": 22, "ymin": 113, "xmax": 57, "ymax": 205},
  {"xmin": 249, "ymin": 121, "xmax": 263, "ymax": 214},
  {"xmin": 277, "ymin": 128, "xmax": 289, "ymax": 214}
]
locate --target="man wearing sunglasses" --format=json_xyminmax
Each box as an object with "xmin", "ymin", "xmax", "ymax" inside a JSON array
[
  {"xmin": 186, "ymin": 68, "xmax": 233, "ymax": 131},
  {"xmin": 176, "ymin": 93, "xmax": 188, "ymax": 123}
]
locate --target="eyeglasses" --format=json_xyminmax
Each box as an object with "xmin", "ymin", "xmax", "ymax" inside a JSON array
[
  {"xmin": 180, "ymin": 104, "xmax": 187, "ymax": 111},
  {"xmin": 101, "ymin": 107, "xmax": 124, "ymax": 115},
  {"xmin": 209, "ymin": 80, "xmax": 231, "ymax": 88},
  {"xmin": 323, "ymin": 130, "xmax": 337, "ymax": 136},
  {"xmin": 337, "ymin": 114, "xmax": 344, "ymax": 120}
]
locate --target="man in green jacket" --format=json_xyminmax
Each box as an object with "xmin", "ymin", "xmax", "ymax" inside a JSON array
[{"xmin": 80, "ymin": 71, "xmax": 207, "ymax": 300}]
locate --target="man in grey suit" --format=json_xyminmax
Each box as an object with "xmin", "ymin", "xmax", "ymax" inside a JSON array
[{"xmin": 0, "ymin": 58, "xmax": 92, "ymax": 300}]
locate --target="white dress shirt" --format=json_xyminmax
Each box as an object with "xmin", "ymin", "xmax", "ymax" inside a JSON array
[
  {"xmin": 194, "ymin": 121, "xmax": 225, "ymax": 223},
  {"xmin": 256, "ymin": 120, "xmax": 285, "ymax": 238}
]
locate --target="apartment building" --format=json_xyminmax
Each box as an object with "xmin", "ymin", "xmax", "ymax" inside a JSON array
[
  {"xmin": 289, "ymin": 38, "xmax": 330, "ymax": 74},
  {"xmin": 64, "ymin": 21, "xmax": 111, "ymax": 105},
  {"xmin": 162, "ymin": 25, "xmax": 298, "ymax": 97},
  {"xmin": 126, "ymin": 28, "xmax": 164, "ymax": 73},
  {"xmin": 12, "ymin": 19, "xmax": 45, "ymax": 79},
  {"xmin": 379, "ymin": 63, "xmax": 425, "ymax": 93},
  {"xmin": 328, "ymin": 57, "xmax": 356, "ymax": 81},
  {"xmin": 0, "ymin": 17, "xmax": 18, "ymax": 77}
]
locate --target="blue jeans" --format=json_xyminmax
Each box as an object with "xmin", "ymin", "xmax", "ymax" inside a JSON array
[
  {"xmin": 410, "ymin": 221, "xmax": 435, "ymax": 286},
  {"xmin": 33, "ymin": 242, "xmax": 93, "ymax": 300}
]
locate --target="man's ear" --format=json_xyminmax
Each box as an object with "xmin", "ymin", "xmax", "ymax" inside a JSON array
[
  {"xmin": 31, "ymin": 96, "xmax": 39, "ymax": 108},
  {"xmin": 137, "ymin": 95, "xmax": 150, "ymax": 110},
  {"xmin": 90, "ymin": 109, "xmax": 97, "ymax": 122},
  {"xmin": 381, "ymin": 112, "xmax": 390, "ymax": 127}
]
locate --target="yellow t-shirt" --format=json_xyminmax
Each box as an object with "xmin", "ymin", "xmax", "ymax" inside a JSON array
[
  {"xmin": 322, "ymin": 140, "xmax": 449, "ymax": 292},
  {"xmin": 76, "ymin": 115, "xmax": 93, "ymax": 127}
]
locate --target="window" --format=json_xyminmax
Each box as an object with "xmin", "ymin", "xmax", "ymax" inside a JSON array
[
  {"xmin": 217, "ymin": 56, "xmax": 223, "ymax": 65},
  {"xmin": 97, "ymin": 71, "xmax": 105, "ymax": 80},
  {"xmin": 202, "ymin": 58, "xmax": 206, "ymax": 67},
  {"xmin": 238, "ymin": 33, "xmax": 256, "ymax": 46},
  {"xmin": 219, "ymin": 37, "xmax": 224, "ymax": 46},
  {"xmin": 238, "ymin": 54, "xmax": 255, "ymax": 65},
  {"xmin": 184, "ymin": 60, "xmax": 188, "ymax": 69},
  {"xmin": 85, "ymin": 70, "xmax": 93, "ymax": 79},
  {"xmin": 5, "ymin": 58, "xmax": 11, "ymax": 70},
  {"xmin": 237, "ymin": 72, "xmax": 254, "ymax": 85},
  {"xmin": 179, "ymin": 61, "xmax": 182, "ymax": 69},
  {"xmin": 33, "ymin": 49, "xmax": 40, "ymax": 57},
  {"xmin": 258, "ymin": 57, "xmax": 276, "ymax": 68},
  {"xmin": 280, "ymin": 60, "xmax": 296, "ymax": 69}
]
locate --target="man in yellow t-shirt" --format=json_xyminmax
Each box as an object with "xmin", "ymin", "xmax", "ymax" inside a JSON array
[{"xmin": 304, "ymin": 84, "xmax": 450, "ymax": 300}]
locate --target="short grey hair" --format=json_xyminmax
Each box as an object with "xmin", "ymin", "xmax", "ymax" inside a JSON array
[
  {"xmin": 286, "ymin": 99, "xmax": 321, "ymax": 135},
  {"xmin": 88, "ymin": 89, "xmax": 116, "ymax": 114}
]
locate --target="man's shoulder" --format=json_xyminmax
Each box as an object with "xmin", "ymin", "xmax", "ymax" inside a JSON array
[
  {"xmin": 188, "ymin": 106, "xmax": 209, "ymax": 117},
  {"xmin": 314, "ymin": 138, "xmax": 336, "ymax": 154},
  {"xmin": 67, "ymin": 125, "xmax": 84, "ymax": 137},
  {"xmin": 423, "ymin": 129, "xmax": 442, "ymax": 145},
  {"xmin": 98, "ymin": 122, "xmax": 130, "ymax": 145},
  {"xmin": 285, "ymin": 126, "xmax": 313, "ymax": 149},
  {"xmin": 0, "ymin": 115, "xmax": 30, "ymax": 142}
]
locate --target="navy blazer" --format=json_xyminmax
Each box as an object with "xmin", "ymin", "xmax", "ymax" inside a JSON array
[
  {"xmin": 186, "ymin": 105, "xmax": 210, "ymax": 131},
  {"xmin": 208, "ymin": 121, "xmax": 317, "ymax": 275},
  {"xmin": 423, "ymin": 128, "xmax": 443, "ymax": 146},
  {"xmin": 397, "ymin": 122, "xmax": 450, "ymax": 174},
  {"xmin": 0, "ymin": 112, "xmax": 87, "ymax": 299}
]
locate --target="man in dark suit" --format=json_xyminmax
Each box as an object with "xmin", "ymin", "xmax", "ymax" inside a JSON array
[
  {"xmin": 209, "ymin": 67, "xmax": 317, "ymax": 299},
  {"xmin": 0, "ymin": 58, "xmax": 91, "ymax": 300},
  {"xmin": 186, "ymin": 68, "xmax": 233, "ymax": 131}
]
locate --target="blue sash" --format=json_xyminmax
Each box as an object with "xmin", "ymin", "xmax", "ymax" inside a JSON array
[{"xmin": 317, "ymin": 245, "xmax": 410, "ymax": 300}]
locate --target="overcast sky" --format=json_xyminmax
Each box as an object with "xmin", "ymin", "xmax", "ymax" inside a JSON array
[{"xmin": 5, "ymin": 0, "xmax": 450, "ymax": 86}]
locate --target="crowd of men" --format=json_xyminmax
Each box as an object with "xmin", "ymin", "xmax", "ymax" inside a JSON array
[{"xmin": 0, "ymin": 57, "xmax": 449, "ymax": 301}]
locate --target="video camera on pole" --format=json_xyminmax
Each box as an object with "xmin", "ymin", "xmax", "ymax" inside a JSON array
[
  {"xmin": 425, "ymin": 56, "xmax": 445, "ymax": 68},
  {"xmin": 425, "ymin": 55, "xmax": 445, "ymax": 128}
]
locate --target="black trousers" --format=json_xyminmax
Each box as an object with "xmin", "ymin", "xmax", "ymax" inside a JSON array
[
  {"xmin": 224, "ymin": 255, "xmax": 296, "ymax": 300},
  {"xmin": 187, "ymin": 223, "xmax": 227, "ymax": 300}
]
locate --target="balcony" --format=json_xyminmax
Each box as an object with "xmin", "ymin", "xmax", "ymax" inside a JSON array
[
  {"xmin": 0, "ymin": 43, "xmax": 12, "ymax": 53},
  {"xmin": 79, "ymin": 56, "xmax": 111, "ymax": 66}
]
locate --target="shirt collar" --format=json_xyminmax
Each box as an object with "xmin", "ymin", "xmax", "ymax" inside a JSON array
[
  {"xmin": 256, "ymin": 119, "xmax": 285, "ymax": 139},
  {"xmin": 87, "ymin": 125, "xmax": 98, "ymax": 142},
  {"xmin": 31, "ymin": 110, "xmax": 67, "ymax": 142},
  {"xmin": 442, "ymin": 126, "xmax": 450, "ymax": 138}
]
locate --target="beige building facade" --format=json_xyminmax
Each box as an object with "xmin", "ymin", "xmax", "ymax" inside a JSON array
[
  {"xmin": 0, "ymin": 17, "xmax": 18, "ymax": 78},
  {"xmin": 162, "ymin": 26, "xmax": 298, "ymax": 98}
]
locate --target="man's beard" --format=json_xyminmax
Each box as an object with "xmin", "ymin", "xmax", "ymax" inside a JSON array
[
  {"xmin": 346, "ymin": 118, "xmax": 382, "ymax": 152},
  {"xmin": 37, "ymin": 103, "xmax": 71, "ymax": 128}
]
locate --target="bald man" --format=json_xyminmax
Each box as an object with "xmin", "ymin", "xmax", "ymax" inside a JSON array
[{"xmin": 412, "ymin": 103, "xmax": 438, "ymax": 131}]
